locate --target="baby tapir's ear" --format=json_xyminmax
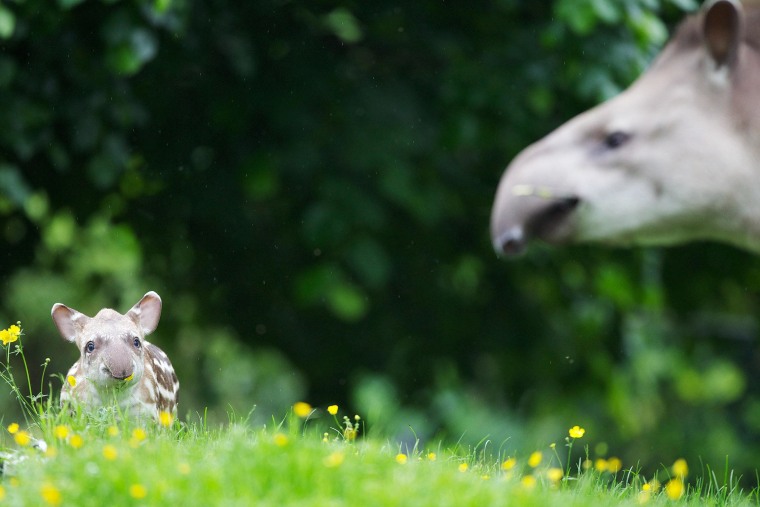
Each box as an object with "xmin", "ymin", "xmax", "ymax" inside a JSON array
[
  {"xmin": 51, "ymin": 303, "xmax": 90, "ymax": 343},
  {"xmin": 127, "ymin": 291, "xmax": 162, "ymax": 335}
]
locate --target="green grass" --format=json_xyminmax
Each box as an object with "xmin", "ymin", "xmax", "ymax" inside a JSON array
[
  {"xmin": 0, "ymin": 408, "xmax": 758, "ymax": 507},
  {"xmin": 2, "ymin": 324, "xmax": 760, "ymax": 506}
]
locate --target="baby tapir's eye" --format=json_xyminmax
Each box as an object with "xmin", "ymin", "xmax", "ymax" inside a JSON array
[
  {"xmin": 85, "ymin": 341, "xmax": 95, "ymax": 353},
  {"xmin": 133, "ymin": 337, "xmax": 141, "ymax": 348}
]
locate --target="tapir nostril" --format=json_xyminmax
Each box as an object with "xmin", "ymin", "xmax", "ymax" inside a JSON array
[{"xmin": 494, "ymin": 227, "xmax": 527, "ymax": 256}]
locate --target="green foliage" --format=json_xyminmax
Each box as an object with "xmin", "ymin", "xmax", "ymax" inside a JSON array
[{"xmin": 1, "ymin": 0, "xmax": 758, "ymax": 484}]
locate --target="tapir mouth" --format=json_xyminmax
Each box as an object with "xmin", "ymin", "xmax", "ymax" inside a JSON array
[{"xmin": 491, "ymin": 186, "xmax": 581, "ymax": 256}]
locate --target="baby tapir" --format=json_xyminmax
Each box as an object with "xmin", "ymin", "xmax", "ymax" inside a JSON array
[{"xmin": 51, "ymin": 291, "xmax": 179, "ymax": 420}]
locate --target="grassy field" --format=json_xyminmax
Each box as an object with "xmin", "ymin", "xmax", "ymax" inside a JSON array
[
  {"xmin": 0, "ymin": 405, "xmax": 758, "ymax": 507},
  {"xmin": 2, "ymin": 325, "xmax": 759, "ymax": 506}
]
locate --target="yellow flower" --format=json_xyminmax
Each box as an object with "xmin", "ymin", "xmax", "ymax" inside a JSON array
[
  {"xmin": 502, "ymin": 457, "xmax": 516, "ymax": 471},
  {"xmin": 178, "ymin": 463, "xmax": 191, "ymax": 475},
  {"xmin": 343, "ymin": 426, "xmax": 358, "ymax": 441},
  {"xmin": 547, "ymin": 468, "xmax": 564, "ymax": 483},
  {"xmin": 665, "ymin": 478, "xmax": 684, "ymax": 500},
  {"xmin": 7, "ymin": 422, "xmax": 19, "ymax": 434},
  {"xmin": 40, "ymin": 483, "xmax": 61, "ymax": 506},
  {"xmin": 107, "ymin": 426, "xmax": 120, "ymax": 437},
  {"xmin": 595, "ymin": 458, "xmax": 608, "ymax": 472},
  {"xmin": 124, "ymin": 373, "xmax": 134, "ymax": 382},
  {"xmin": 66, "ymin": 375, "xmax": 77, "ymax": 388},
  {"xmin": 327, "ymin": 405, "xmax": 338, "ymax": 415},
  {"xmin": 273, "ymin": 433, "xmax": 289, "ymax": 447},
  {"xmin": 458, "ymin": 463, "xmax": 469, "ymax": 473},
  {"xmin": 53, "ymin": 425, "xmax": 69, "ymax": 440},
  {"xmin": 521, "ymin": 475, "xmax": 537, "ymax": 490},
  {"xmin": 293, "ymin": 402, "xmax": 312, "ymax": 418},
  {"xmin": 569, "ymin": 425, "xmax": 585, "ymax": 439},
  {"xmin": 324, "ymin": 451, "xmax": 345, "ymax": 468},
  {"xmin": 129, "ymin": 484, "xmax": 147, "ymax": 500},
  {"xmin": 14, "ymin": 430, "xmax": 31, "ymax": 446},
  {"xmin": 0, "ymin": 324, "xmax": 20, "ymax": 346},
  {"xmin": 672, "ymin": 458, "xmax": 688, "ymax": 478},
  {"xmin": 427, "ymin": 452, "xmax": 437, "ymax": 461},
  {"xmin": 102, "ymin": 444, "xmax": 118, "ymax": 461},
  {"xmin": 481, "ymin": 474, "xmax": 490, "ymax": 480},
  {"xmin": 69, "ymin": 434, "xmax": 83, "ymax": 449},
  {"xmin": 607, "ymin": 457, "xmax": 622, "ymax": 473},
  {"xmin": 132, "ymin": 428, "xmax": 146, "ymax": 441},
  {"xmin": 528, "ymin": 451, "xmax": 542, "ymax": 468},
  {"xmin": 0, "ymin": 485, "xmax": 5, "ymax": 501},
  {"xmin": 395, "ymin": 453, "xmax": 408, "ymax": 465},
  {"xmin": 158, "ymin": 411, "xmax": 174, "ymax": 427}
]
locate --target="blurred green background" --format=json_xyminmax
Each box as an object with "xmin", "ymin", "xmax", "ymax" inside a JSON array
[{"xmin": 2, "ymin": 0, "xmax": 759, "ymax": 478}]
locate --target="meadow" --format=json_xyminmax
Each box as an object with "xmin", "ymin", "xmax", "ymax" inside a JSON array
[{"xmin": 1, "ymin": 324, "xmax": 759, "ymax": 506}]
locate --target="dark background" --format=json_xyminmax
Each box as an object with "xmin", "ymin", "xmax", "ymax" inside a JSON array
[{"xmin": 3, "ymin": 0, "xmax": 759, "ymax": 477}]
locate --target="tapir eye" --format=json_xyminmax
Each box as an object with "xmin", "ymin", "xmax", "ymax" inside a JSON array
[
  {"xmin": 133, "ymin": 338, "xmax": 141, "ymax": 348},
  {"xmin": 85, "ymin": 341, "xmax": 95, "ymax": 353},
  {"xmin": 603, "ymin": 130, "xmax": 630, "ymax": 149}
]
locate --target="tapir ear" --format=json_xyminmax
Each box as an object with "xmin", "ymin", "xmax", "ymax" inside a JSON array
[
  {"xmin": 51, "ymin": 304, "xmax": 90, "ymax": 343},
  {"xmin": 127, "ymin": 291, "xmax": 162, "ymax": 335},
  {"xmin": 703, "ymin": 0, "xmax": 743, "ymax": 68}
]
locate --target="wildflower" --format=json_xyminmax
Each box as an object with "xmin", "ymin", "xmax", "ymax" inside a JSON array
[
  {"xmin": 547, "ymin": 468, "xmax": 564, "ymax": 484},
  {"xmin": 124, "ymin": 373, "xmax": 134, "ymax": 382},
  {"xmin": 672, "ymin": 458, "xmax": 688, "ymax": 478},
  {"xmin": 158, "ymin": 411, "xmax": 174, "ymax": 427},
  {"xmin": 427, "ymin": 452, "xmax": 437, "ymax": 461},
  {"xmin": 0, "ymin": 324, "xmax": 20, "ymax": 346},
  {"xmin": 293, "ymin": 402, "xmax": 312, "ymax": 418},
  {"xmin": 607, "ymin": 457, "xmax": 622, "ymax": 473},
  {"xmin": 521, "ymin": 475, "xmax": 536, "ymax": 490},
  {"xmin": 582, "ymin": 459, "xmax": 593, "ymax": 470},
  {"xmin": 396, "ymin": 453, "xmax": 408, "ymax": 465},
  {"xmin": 14, "ymin": 430, "xmax": 31, "ymax": 447},
  {"xmin": 0, "ymin": 485, "xmax": 5, "ymax": 501},
  {"xmin": 7, "ymin": 422, "xmax": 19, "ymax": 434},
  {"xmin": 568, "ymin": 425, "xmax": 585, "ymax": 439},
  {"xmin": 502, "ymin": 457, "xmax": 516, "ymax": 471},
  {"xmin": 129, "ymin": 484, "xmax": 147, "ymax": 500},
  {"xmin": 665, "ymin": 478, "xmax": 684, "ymax": 500},
  {"xmin": 66, "ymin": 375, "xmax": 76, "ymax": 388},
  {"xmin": 481, "ymin": 474, "xmax": 490, "ymax": 480},
  {"xmin": 528, "ymin": 451, "xmax": 542, "ymax": 468},
  {"xmin": 324, "ymin": 451, "xmax": 345, "ymax": 468},
  {"xmin": 327, "ymin": 405, "xmax": 338, "ymax": 415},
  {"xmin": 550, "ymin": 442, "xmax": 556, "ymax": 449},
  {"xmin": 178, "ymin": 463, "xmax": 191, "ymax": 475},
  {"xmin": 273, "ymin": 433, "xmax": 289, "ymax": 447},
  {"xmin": 53, "ymin": 425, "xmax": 69, "ymax": 440},
  {"xmin": 130, "ymin": 428, "xmax": 147, "ymax": 447},
  {"xmin": 69, "ymin": 434, "xmax": 83, "ymax": 449},
  {"xmin": 102, "ymin": 444, "xmax": 118, "ymax": 461},
  {"xmin": 107, "ymin": 426, "xmax": 120, "ymax": 437},
  {"xmin": 595, "ymin": 458, "xmax": 608, "ymax": 472},
  {"xmin": 40, "ymin": 483, "xmax": 62, "ymax": 506},
  {"xmin": 458, "ymin": 463, "xmax": 469, "ymax": 473},
  {"xmin": 322, "ymin": 432, "xmax": 329, "ymax": 443}
]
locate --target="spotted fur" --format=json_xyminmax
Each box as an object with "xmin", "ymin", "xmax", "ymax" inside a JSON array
[{"xmin": 51, "ymin": 291, "xmax": 179, "ymax": 420}]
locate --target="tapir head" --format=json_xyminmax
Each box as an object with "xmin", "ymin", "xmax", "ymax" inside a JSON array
[
  {"xmin": 491, "ymin": 0, "xmax": 760, "ymax": 255},
  {"xmin": 51, "ymin": 292, "xmax": 162, "ymax": 390}
]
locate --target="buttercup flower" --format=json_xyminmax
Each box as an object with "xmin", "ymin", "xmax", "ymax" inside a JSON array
[
  {"xmin": 395, "ymin": 453, "xmax": 408, "ymax": 464},
  {"xmin": 0, "ymin": 324, "xmax": 20, "ymax": 346},
  {"xmin": 521, "ymin": 475, "xmax": 536, "ymax": 490},
  {"xmin": 69, "ymin": 434, "xmax": 83, "ymax": 449},
  {"xmin": 547, "ymin": 468, "xmax": 564, "ymax": 483},
  {"xmin": 324, "ymin": 451, "xmax": 345, "ymax": 468},
  {"xmin": 40, "ymin": 483, "xmax": 61, "ymax": 506},
  {"xmin": 14, "ymin": 430, "xmax": 31, "ymax": 446},
  {"xmin": 293, "ymin": 402, "xmax": 312, "ymax": 418},
  {"xmin": 7, "ymin": 422, "xmax": 19, "ymax": 434},
  {"xmin": 502, "ymin": 457, "xmax": 516, "ymax": 471},
  {"xmin": 458, "ymin": 463, "xmax": 469, "ymax": 472},
  {"xmin": 129, "ymin": 484, "xmax": 147, "ymax": 500},
  {"xmin": 273, "ymin": 433, "xmax": 289, "ymax": 447},
  {"xmin": 158, "ymin": 411, "xmax": 174, "ymax": 427},
  {"xmin": 672, "ymin": 458, "xmax": 688, "ymax": 478},
  {"xmin": 665, "ymin": 478, "xmax": 684, "ymax": 500},
  {"xmin": 569, "ymin": 425, "xmax": 585, "ymax": 439},
  {"xmin": 53, "ymin": 425, "xmax": 69, "ymax": 440},
  {"xmin": 66, "ymin": 375, "xmax": 76, "ymax": 388},
  {"xmin": 427, "ymin": 452, "xmax": 437, "ymax": 461},
  {"xmin": 607, "ymin": 457, "xmax": 622, "ymax": 473},
  {"xmin": 528, "ymin": 451, "xmax": 542, "ymax": 468},
  {"xmin": 102, "ymin": 444, "xmax": 118, "ymax": 461},
  {"xmin": 327, "ymin": 405, "xmax": 338, "ymax": 415}
]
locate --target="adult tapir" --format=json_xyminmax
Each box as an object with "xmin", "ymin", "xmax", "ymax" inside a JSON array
[{"xmin": 490, "ymin": 0, "xmax": 760, "ymax": 256}]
